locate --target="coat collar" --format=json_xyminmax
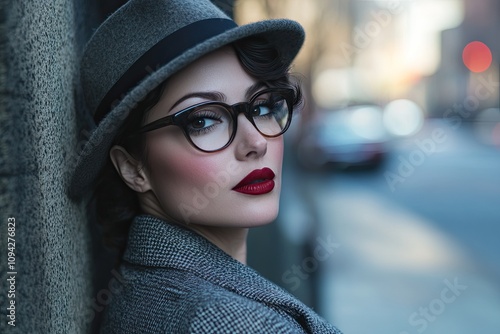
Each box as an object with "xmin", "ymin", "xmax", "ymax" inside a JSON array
[{"xmin": 123, "ymin": 215, "xmax": 339, "ymax": 333}]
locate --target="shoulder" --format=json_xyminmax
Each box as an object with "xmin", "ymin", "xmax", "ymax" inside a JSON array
[
  {"xmin": 189, "ymin": 294, "xmax": 303, "ymax": 334},
  {"xmin": 100, "ymin": 266, "xmax": 302, "ymax": 333}
]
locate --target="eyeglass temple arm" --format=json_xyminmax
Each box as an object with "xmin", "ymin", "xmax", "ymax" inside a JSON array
[{"xmin": 138, "ymin": 115, "xmax": 175, "ymax": 134}]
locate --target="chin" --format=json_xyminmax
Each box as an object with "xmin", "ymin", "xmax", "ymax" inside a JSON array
[
  {"xmin": 192, "ymin": 202, "xmax": 280, "ymax": 228},
  {"xmin": 237, "ymin": 204, "xmax": 281, "ymax": 227},
  {"xmin": 172, "ymin": 186, "xmax": 283, "ymax": 227},
  {"xmin": 241, "ymin": 191, "xmax": 282, "ymax": 226}
]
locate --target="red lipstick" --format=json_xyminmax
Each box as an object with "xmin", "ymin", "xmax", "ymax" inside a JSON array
[{"xmin": 233, "ymin": 167, "xmax": 275, "ymax": 195}]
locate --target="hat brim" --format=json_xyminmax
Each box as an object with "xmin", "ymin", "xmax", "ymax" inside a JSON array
[{"xmin": 68, "ymin": 19, "xmax": 304, "ymax": 199}]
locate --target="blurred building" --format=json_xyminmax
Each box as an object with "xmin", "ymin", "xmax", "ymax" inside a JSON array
[{"xmin": 428, "ymin": 0, "xmax": 499, "ymax": 118}]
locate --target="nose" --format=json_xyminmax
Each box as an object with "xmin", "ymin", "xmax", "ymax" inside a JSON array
[{"xmin": 234, "ymin": 113, "xmax": 267, "ymax": 160}]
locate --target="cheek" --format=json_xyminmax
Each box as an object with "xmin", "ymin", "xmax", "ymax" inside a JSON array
[
  {"xmin": 145, "ymin": 129, "xmax": 211, "ymax": 181},
  {"xmin": 276, "ymin": 137, "xmax": 284, "ymax": 157},
  {"xmin": 269, "ymin": 137, "xmax": 285, "ymax": 169},
  {"xmin": 160, "ymin": 152, "xmax": 211, "ymax": 180},
  {"xmin": 145, "ymin": 138, "xmax": 233, "ymax": 203},
  {"xmin": 149, "ymin": 150, "xmax": 211, "ymax": 185}
]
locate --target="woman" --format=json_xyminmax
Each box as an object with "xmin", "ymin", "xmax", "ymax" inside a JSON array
[{"xmin": 70, "ymin": 0, "xmax": 342, "ymax": 332}]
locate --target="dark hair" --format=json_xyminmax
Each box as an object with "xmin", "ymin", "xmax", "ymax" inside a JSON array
[{"xmin": 94, "ymin": 35, "xmax": 303, "ymax": 256}]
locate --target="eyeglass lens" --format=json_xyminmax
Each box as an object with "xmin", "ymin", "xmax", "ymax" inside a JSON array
[{"xmin": 185, "ymin": 91, "xmax": 290, "ymax": 151}]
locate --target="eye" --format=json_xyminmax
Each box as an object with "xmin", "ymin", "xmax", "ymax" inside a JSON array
[
  {"xmin": 189, "ymin": 116, "xmax": 219, "ymax": 129},
  {"xmin": 251, "ymin": 102, "xmax": 273, "ymax": 117},
  {"xmin": 185, "ymin": 107, "xmax": 228, "ymax": 136}
]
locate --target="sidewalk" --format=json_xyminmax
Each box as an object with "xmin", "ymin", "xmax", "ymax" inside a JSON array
[{"xmin": 316, "ymin": 188, "xmax": 500, "ymax": 333}]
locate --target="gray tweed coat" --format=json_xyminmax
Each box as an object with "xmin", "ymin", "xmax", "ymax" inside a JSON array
[{"xmin": 100, "ymin": 215, "xmax": 342, "ymax": 333}]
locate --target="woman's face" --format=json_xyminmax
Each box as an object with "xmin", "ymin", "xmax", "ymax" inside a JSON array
[{"xmin": 139, "ymin": 47, "xmax": 285, "ymax": 227}]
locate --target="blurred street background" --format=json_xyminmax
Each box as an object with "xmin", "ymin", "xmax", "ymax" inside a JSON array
[{"xmin": 238, "ymin": 0, "xmax": 500, "ymax": 333}]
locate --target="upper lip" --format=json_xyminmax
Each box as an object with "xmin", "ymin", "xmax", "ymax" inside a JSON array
[{"xmin": 233, "ymin": 167, "xmax": 275, "ymax": 189}]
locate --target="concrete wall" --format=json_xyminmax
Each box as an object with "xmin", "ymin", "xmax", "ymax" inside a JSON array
[{"xmin": 0, "ymin": 1, "xmax": 95, "ymax": 332}]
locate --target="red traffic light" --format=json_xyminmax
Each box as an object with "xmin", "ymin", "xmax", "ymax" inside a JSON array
[{"xmin": 462, "ymin": 41, "xmax": 492, "ymax": 73}]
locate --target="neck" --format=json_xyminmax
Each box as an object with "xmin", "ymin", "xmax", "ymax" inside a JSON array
[{"xmin": 189, "ymin": 225, "xmax": 249, "ymax": 264}]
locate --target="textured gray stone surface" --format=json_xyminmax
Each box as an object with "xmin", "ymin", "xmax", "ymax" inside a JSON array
[{"xmin": 0, "ymin": 1, "xmax": 94, "ymax": 332}]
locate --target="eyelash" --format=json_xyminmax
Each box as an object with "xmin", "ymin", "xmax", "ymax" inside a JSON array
[
  {"xmin": 253, "ymin": 99, "xmax": 281, "ymax": 118},
  {"xmin": 185, "ymin": 111, "xmax": 223, "ymax": 135}
]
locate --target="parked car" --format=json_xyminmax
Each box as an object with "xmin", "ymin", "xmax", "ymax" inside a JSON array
[{"xmin": 297, "ymin": 104, "xmax": 389, "ymax": 170}]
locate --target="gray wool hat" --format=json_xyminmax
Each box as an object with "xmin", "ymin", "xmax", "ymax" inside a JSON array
[{"xmin": 68, "ymin": 0, "xmax": 305, "ymax": 199}]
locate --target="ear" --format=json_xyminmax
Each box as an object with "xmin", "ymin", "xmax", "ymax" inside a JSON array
[{"xmin": 109, "ymin": 145, "xmax": 151, "ymax": 193}]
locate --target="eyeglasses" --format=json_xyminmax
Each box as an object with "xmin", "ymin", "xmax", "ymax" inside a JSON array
[{"xmin": 136, "ymin": 88, "xmax": 295, "ymax": 152}]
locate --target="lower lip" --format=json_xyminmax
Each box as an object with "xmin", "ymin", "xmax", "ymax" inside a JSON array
[{"xmin": 233, "ymin": 179, "xmax": 275, "ymax": 195}]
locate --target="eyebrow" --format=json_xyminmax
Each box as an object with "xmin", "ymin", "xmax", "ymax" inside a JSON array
[{"xmin": 168, "ymin": 81, "xmax": 268, "ymax": 112}]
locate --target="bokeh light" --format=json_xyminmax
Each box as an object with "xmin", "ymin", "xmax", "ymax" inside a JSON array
[
  {"xmin": 349, "ymin": 106, "xmax": 386, "ymax": 140},
  {"xmin": 462, "ymin": 41, "xmax": 493, "ymax": 73},
  {"xmin": 312, "ymin": 68, "xmax": 351, "ymax": 108},
  {"xmin": 383, "ymin": 99, "xmax": 424, "ymax": 137}
]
